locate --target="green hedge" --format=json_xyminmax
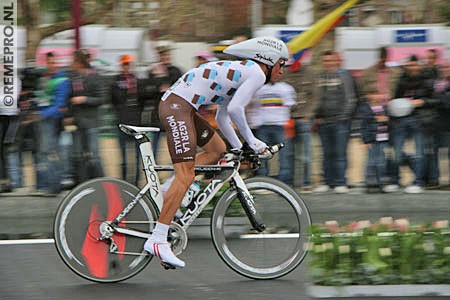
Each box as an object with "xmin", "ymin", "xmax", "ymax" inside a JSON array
[{"xmin": 308, "ymin": 218, "xmax": 450, "ymax": 286}]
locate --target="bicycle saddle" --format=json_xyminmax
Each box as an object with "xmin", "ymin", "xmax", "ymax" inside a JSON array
[{"xmin": 119, "ymin": 124, "xmax": 161, "ymax": 136}]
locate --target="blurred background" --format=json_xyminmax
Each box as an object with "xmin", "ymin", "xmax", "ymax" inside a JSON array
[
  {"xmin": 0, "ymin": 2, "xmax": 449, "ymax": 298},
  {"xmin": 10, "ymin": 0, "xmax": 450, "ymax": 191}
]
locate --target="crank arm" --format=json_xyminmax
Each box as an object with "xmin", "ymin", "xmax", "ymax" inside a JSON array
[
  {"xmin": 114, "ymin": 227, "xmax": 151, "ymax": 239},
  {"xmin": 111, "ymin": 251, "xmax": 151, "ymax": 256}
]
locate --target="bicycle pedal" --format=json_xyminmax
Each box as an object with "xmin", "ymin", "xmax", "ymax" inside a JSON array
[{"xmin": 160, "ymin": 261, "xmax": 176, "ymax": 270}]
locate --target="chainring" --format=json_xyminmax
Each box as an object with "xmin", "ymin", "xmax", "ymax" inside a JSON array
[{"xmin": 168, "ymin": 222, "xmax": 188, "ymax": 255}]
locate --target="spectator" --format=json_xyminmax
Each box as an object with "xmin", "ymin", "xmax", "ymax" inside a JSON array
[
  {"xmin": 389, "ymin": 54, "xmax": 434, "ymax": 194},
  {"xmin": 359, "ymin": 83, "xmax": 389, "ymax": 192},
  {"xmin": 335, "ymin": 51, "xmax": 361, "ymax": 93},
  {"xmin": 422, "ymin": 49, "xmax": 441, "ymax": 81},
  {"xmin": 422, "ymin": 49, "xmax": 442, "ymax": 188},
  {"xmin": 58, "ymin": 126, "xmax": 75, "ymax": 189},
  {"xmin": 252, "ymin": 74, "xmax": 296, "ymax": 186},
  {"xmin": 0, "ymin": 59, "xmax": 20, "ymax": 193},
  {"xmin": 10, "ymin": 67, "xmax": 53, "ymax": 192},
  {"xmin": 335, "ymin": 51, "xmax": 363, "ymax": 137},
  {"xmin": 58, "ymin": 58, "xmax": 77, "ymax": 190},
  {"xmin": 111, "ymin": 54, "xmax": 143, "ymax": 186},
  {"xmin": 359, "ymin": 46, "xmax": 399, "ymax": 192},
  {"xmin": 142, "ymin": 45, "xmax": 183, "ymax": 158},
  {"xmin": 6, "ymin": 99, "xmax": 25, "ymax": 190},
  {"xmin": 67, "ymin": 49, "xmax": 105, "ymax": 183},
  {"xmin": 33, "ymin": 52, "xmax": 70, "ymax": 195},
  {"xmin": 360, "ymin": 47, "xmax": 398, "ymax": 105},
  {"xmin": 283, "ymin": 63, "xmax": 316, "ymax": 192},
  {"xmin": 433, "ymin": 61, "xmax": 450, "ymax": 189},
  {"xmin": 7, "ymin": 67, "xmax": 41, "ymax": 190},
  {"xmin": 313, "ymin": 50, "xmax": 358, "ymax": 193}
]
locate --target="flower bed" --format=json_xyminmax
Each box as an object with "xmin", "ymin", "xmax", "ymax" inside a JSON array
[{"xmin": 308, "ymin": 218, "xmax": 450, "ymax": 286}]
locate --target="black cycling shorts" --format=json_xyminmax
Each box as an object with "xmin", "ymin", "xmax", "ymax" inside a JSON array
[{"xmin": 159, "ymin": 94, "xmax": 216, "ymax": 164}]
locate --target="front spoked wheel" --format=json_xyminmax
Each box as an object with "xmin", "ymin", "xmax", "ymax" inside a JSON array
[
  {"xmin": 211, "ymin": 176, "xmax": 311, "ymax": 279},
  {"xmin": 53, "ymin": 177, "xmax": 159, "ymax": 283}
]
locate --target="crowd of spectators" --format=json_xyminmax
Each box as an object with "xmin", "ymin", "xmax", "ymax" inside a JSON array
[
  {"xmin": 251, "ymin": 47, "xmax": 449, "ymax": 194},
  {"xmin": 0, "ymin": 45, "xmax": 183, "ymax": 195},
  {"xmin": 0, "ymin": 45, "xmax": 449, "ymax": 196}
]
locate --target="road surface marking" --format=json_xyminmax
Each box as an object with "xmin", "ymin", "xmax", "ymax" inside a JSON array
[
  {"xmin": 240, "ymin": 233, "xmax": 300, "ymax": 239},
  {"xmin": 0, "ymin": 239, "xmax": 54, "ymax": 245}
]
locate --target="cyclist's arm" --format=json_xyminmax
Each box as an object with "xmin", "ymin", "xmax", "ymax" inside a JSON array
[
  {"xmin": 226, "ymin": 73, "xmax": 266, "ymax": 150},
  {"xmin": 216, "ymin": 104, "xmax": 242, "ymax": 149}
]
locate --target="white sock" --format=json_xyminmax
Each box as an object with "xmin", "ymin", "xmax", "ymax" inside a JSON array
[{"xmin": 150, "ymin": 222, "xmax": 169, "ymax": 243}]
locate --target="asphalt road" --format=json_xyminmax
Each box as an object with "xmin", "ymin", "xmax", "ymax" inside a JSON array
[
  {"xmin": 0, "ymin": 189, "xmax": 449, "ymax": 299},
  {"xmin": 1, "ymin": 240, "xmax": 448, "ymax": 300}
]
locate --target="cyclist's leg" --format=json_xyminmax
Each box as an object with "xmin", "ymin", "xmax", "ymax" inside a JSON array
[
  {"xmin": 194, "ymin": 111, "xmax": 226, "ymax": 165},
  {"xmin": 145, "ymin": 94, "xmax": 198, "ymax": 268},
  {"xmin": 160, "ymin": 143, "xmax": 222, "ymax": 197},
  {"xmin": 196, "ymin": 132, "xmax": 227, "ymax": 165},
  {"xmin": 161, "ymin": 114, "xmax": 225, "ymax": 196},
  {"xmin": 159, "ymin": 161, "xmax": 195, "ymax": 224},
  {"xmin": 144, "ymin": 161, "xmax": 193, "ymax": 268},
  {"xmin": 148, "ymin": 133, "xmax": 225, "ymax": 266},
  {"xmin": 157, "ymin": 107, "xmax": 225, "ymax": 223}
]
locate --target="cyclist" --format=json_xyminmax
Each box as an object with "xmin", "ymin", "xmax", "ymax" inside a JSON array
[{"xmin": 144, "ymin": 36, "xmax": 289, "ymax": 268}]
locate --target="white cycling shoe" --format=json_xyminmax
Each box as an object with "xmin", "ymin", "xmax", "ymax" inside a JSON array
[{"xmin": 144, "ymin": 239, "xmax": 185, "ymax": 269}]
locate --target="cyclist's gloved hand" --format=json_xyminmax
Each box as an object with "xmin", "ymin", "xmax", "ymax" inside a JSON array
[
  {"xmin": 248, "ymin": 139, "xmax": 268, "ymax": 154},
  {"xmin": 258, "ymin": 149, "xmax": 273, "ymax": 160}
]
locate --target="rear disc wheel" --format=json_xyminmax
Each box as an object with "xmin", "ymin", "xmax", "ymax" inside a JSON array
[{"xmin": 53, "ymin": 177, "xmax": 158, "ymax": 283}]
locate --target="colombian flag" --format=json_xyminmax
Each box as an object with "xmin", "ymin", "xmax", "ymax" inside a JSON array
[{"xmin": 287, "ymin": 0, "xmax": 359, "ymax": 71}]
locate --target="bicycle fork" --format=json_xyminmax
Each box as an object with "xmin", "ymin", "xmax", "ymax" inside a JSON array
[{"xmin": 232, "ymin": 175, "xmax": 266, "ymax": 232}]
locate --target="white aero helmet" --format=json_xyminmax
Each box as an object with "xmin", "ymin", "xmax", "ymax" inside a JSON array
[
  {"xmin": 223, "ymin": 36, "xmax": 289, "ymax": 67},
  {"xmin": 387, "ymin": 98, "xmax": 414, "ymax": 117}
]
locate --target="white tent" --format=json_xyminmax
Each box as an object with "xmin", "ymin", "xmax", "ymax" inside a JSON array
[
  {"xmin": 37, "ymin": 25, "xmax": 148, "ymax": 67},
  {"xmin": 99, "ymin": 28, "xmax": 147, "ymax": 64},
  {"xmin": 37, "ymin": 25, "xmax": 211, "ymax": 71}
]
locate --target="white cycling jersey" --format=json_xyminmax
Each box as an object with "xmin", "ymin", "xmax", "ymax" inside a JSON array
[{"xmin": 162, "ymin": 60, "xmax": 267, "ymax": 151}]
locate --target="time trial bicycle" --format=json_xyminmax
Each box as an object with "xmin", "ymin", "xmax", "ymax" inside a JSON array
[{"xmin": 53, "ymin": 124, "xmax": 311, "ymax": 282}]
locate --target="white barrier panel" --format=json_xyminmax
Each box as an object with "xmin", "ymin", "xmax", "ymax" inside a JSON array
[{"xmin": 336, "ymin": 24, "xmax": 449, "ymax": 70}]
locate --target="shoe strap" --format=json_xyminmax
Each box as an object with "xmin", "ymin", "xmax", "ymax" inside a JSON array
[{"xmin": 153, "ymin": 243, "xmax": 163, "ymax": 260}]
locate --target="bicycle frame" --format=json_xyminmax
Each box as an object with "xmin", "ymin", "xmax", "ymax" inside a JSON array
[{"xmin": 110, "ymin": 130, "xmax": 265, "ymax": 239}]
